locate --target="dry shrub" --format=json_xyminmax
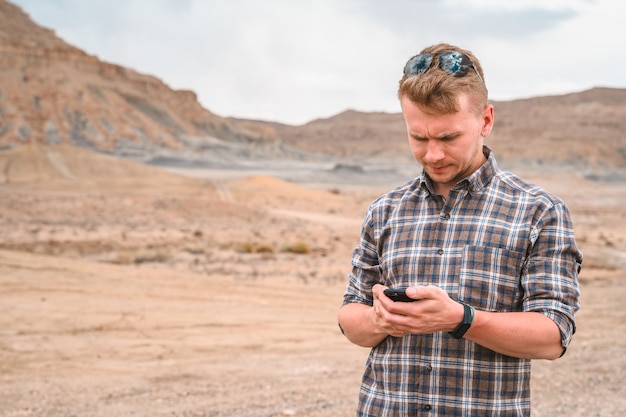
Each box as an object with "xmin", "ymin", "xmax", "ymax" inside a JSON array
[
  {"xmin": 234, "ymin": 242, "xmax": 275, "ymax": 254},
  {"xmin": 113, "ymin": 249, "xmax": 171, "ymax": 264},
  {"xmin": 283, "ymin": 241, "xmax": 311, "ymax": 254}
]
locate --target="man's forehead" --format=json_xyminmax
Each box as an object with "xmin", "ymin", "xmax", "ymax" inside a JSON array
[{"xmin": 402, "ymin": 99, "xmax": 472, "ymax": 133}]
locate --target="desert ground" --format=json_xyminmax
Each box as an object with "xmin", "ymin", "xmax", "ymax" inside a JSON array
[{"xmin": 0, "ymin": 147, "xmax": 625, "ymax": 416}]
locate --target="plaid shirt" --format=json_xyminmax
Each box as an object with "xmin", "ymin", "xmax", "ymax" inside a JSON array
[{"xmin": 343, "ymin": 147, "xmax": 582, "ymax": 416}]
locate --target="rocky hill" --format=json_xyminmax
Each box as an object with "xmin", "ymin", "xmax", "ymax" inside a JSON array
[{"xmin": 0, "ymin": 0, "xmax": 307, "ymax": 167}]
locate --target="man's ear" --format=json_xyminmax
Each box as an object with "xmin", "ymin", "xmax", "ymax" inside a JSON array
[{"xmin": 480, "ymin": 104, "xmax": 495, "ymax": 138}]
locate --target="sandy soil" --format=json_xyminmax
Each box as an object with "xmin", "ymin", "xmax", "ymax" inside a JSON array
[{"xmin": 0, "ymin": 153, "xmax": 625, "ymax": 416}]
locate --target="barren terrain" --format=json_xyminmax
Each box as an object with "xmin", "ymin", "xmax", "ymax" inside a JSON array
[
  {"xmin": 1, "ymin": 1, "xmax": 625, "ymax": 415},
  {"xmin": 0, "ymin": 146, "xmax": 624, "ymax": 416}
]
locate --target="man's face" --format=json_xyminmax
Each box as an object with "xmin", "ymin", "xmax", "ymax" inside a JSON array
[{"xmin": 400, "ymin": 94, "xmax": 494, "ymax": 196}]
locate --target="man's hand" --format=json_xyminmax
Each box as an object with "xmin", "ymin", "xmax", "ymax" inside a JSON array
[
  {"xmin": 373, "ymin": 284, "xmax": 465, "ymax": 336},
  {"xmin": 371, "ymin": 285, "xmax": 408, "ymax": 337},
  {"xmin": 337, "ymin": 284, "xmax": 461, "ymax": 348}
]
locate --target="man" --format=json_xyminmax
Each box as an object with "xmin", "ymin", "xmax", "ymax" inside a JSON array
[{"xmin": 338, "ymin": 43, "xmax": 582, "ymax": 416}]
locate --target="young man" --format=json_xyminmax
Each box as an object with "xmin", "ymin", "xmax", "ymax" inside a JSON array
[{"xmin": 338, "ymin": 43, "xmax": 582, "ymax": 416}]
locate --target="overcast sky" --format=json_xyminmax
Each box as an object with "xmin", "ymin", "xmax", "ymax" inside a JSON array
[{"xmin": 11, "ymin": 0, "xmax": 626, "ymax": 125}]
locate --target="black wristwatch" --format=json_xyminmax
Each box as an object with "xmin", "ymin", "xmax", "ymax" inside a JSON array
[{"xmin": 449, "ymin": 303, "xmax": 475, "ymax": 339}]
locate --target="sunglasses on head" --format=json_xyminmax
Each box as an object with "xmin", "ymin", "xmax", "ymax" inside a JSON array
[{"xmin": 403, "ymin": 51, "xmax": 484, "ymax": 84}]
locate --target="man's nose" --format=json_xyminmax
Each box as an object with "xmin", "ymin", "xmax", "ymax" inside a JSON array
[{"xmin": 423, "ymin": 140, "xmax": 445, "ymax": 163}]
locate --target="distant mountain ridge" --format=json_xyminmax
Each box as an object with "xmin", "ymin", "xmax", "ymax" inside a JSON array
[
  {"xmin": 1, "ymin": 0, "xmax": 624, "ymax": 178},
  {"xmin": 265, "ymin": 87, "xmax": 626, "ymax": 175}
]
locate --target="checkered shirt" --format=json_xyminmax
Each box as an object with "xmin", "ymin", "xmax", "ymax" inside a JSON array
[{"xmin": 342, "ymin": 147, "xmax": 582, "ymax": 416}]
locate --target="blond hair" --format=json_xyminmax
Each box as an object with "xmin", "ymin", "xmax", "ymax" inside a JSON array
[{"xmin": 397, "ymin": 43, "xmax": 488, "ymax": 115}]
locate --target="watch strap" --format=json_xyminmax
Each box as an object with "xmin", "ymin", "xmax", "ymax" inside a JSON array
[{"xmin": 449, "ymin": 303, "xmax": 475, "ymax": 339}]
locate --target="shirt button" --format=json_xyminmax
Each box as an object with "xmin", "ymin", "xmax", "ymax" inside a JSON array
[
  {"xmin": 426, "ymin": 364, "xmax": 433, "ymax": 372},
  {"xmin": 424, "ymin": 404, "xmax": 432, "ymax": 411},
  {"xmin": 437, "ymin": 249, "xmax": 444, "ymax": 255},
  {"xmin": 443, "ymin": 213, "xmax": 450, "ymax": 220}
]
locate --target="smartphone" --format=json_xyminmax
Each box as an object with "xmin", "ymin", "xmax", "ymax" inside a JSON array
[{"xmin": 383, "ymin": 287, "xmax": 418, "ymax": 302}]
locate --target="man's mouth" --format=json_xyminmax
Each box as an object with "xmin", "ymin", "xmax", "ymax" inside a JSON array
[{"xmin": 428, "ymin": 165, "xmax": 449, "ymax": 174}]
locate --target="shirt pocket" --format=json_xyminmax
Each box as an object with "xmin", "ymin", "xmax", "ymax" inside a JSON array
[{"xmin": 458, "ymin": 245, "xmax": 525, "ymax": 312}]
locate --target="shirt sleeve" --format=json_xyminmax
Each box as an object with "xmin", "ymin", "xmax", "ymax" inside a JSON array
[
  {"xmin": 522, "ymin": 201, "xmax": 582, "ymax": 349},
  {"xmin": 342, "ymin": 203, "xmax": 383, "ymax": 307}
]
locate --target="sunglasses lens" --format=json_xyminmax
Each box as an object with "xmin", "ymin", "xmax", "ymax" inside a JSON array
[
  {"xmin": 403, "ymin": 54, "xmax": 433, "ymax": 77},
  {"xmin": 438, "ymin": 51, "xmax": 471, "ymax": 77},
  {"xmin": 402, "ymin": 50, "xmax": 483, "ymax": 84}
]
